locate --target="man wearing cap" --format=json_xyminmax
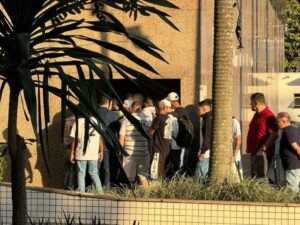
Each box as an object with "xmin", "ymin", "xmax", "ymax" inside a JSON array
[
  {"xmin": 166, "ymin": 92, "xmax": 190, "ymax": 177},
  {"xmin": 149, "ymin": 99, "xmax": 173, "ymax": 179},
  {"xmin": 194, "ymin": 99, "xmax": 212, "ymax": 179},
  {"xmin": 166, "ymin": 92, "xmax": 189, "ymax": 118}
]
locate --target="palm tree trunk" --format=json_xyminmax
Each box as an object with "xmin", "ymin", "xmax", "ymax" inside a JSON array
[
  {"xmin": 8, "ymin": 87, "xmax": 27, "ymax": 225},
  {"xmin": 209, "ymin": 0, "xmax": 234, "ymax": 182}
]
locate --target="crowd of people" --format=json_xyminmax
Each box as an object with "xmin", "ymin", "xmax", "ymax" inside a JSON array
[{"xmin": 62, "ymin": 91, "xmax": 300, "ymax": 193}]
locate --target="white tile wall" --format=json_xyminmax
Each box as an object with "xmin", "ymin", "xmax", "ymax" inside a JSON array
[{"xmin": 1, "ymin": 184, "xmax": 300, "ymax": 225}]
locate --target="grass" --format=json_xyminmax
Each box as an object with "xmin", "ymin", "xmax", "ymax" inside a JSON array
[
  {"xmin": 27, "ymin": 212, "xmax": 118, "ymax": 225},
  {"xmin": 105, "ymin": 177, "xmax": 300, "ymax": 204}
]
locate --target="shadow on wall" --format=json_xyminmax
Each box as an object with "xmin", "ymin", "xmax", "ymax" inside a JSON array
[
  {"xmin": 35, "ymin": 111, "xmax": 65, "ymax": 188},
  {"xmin": 185, "ymin": 104, "xmax": 200, "ymax": 174},
  {"xmin": 1, "ymin": 128, "xmax": 33, "ymax": 184}
]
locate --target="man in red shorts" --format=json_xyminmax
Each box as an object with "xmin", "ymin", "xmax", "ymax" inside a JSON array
[{"xmin": 246, "ymin": 92, "xmax": 278, "ymax": 179}]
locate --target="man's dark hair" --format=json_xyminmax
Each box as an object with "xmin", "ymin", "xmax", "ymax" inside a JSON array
[
  {"xmin": 250, "ymin": 92, "xmax": 265, "ymax": 104},
  {"xmin": 99, "ymin": 95, "xmax": 111, "ymax": 105},
  {"xmin": 198, "ymin": 99, "xmax": 212, "ymax": 107}
]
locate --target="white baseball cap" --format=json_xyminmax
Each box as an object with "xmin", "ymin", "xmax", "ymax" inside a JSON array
[
  {"xmin": 166, "ymin": 92, "xmax": 179, "ymax": 101},
  {"xmin": 161, "ymin": 99, "xmax": 172, "ymax": 108}
]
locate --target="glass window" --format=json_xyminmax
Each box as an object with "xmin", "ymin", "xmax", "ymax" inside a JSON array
[{"xmin": 294, "ymin": 94, "xmax": 300, "ymax": 108}]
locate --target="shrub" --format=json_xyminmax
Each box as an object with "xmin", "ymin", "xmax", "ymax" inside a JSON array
[
  {"xmin": 0, "ymin": 154, "xmax": 6, "ymax": 181},
  {"xmin": 106, "ymin": 177, "xmax": 300, "ymax": 203}
]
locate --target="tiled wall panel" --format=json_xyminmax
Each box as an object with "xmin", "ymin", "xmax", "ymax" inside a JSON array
[{"xmin": 1, "ymin": 183, "xmax": 300, "ymax": 225}]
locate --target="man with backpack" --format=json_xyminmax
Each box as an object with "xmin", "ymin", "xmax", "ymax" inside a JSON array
[{"xmin": 165, "ymin": 92, "xmax": 194, "ymax": 177}]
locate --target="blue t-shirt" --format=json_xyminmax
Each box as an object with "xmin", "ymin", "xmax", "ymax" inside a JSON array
[{"xmin": 98, "ymin": 107, "xmax": 120, "ymax": 152}]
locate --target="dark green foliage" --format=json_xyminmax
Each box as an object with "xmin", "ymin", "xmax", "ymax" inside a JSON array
[
  {"xmin": 0, "ymin": 156, "xmax": 6, "ymax": 181},
  {"xmin": 27, "ymin": 213, "xmax": 117, "ymax": 225},
  {"xmin": 285, "ymin": 0, "xmax": 300, "ymax": 72},
  {"xmin": 106, "ymin": 177, "xmax": 300, "ymax": 203},
  {"xmin": 0, "ymin": 0, "xmax": 178, "ymax": 159}
]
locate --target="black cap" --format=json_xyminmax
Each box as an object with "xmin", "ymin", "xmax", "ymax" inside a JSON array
[{"xmin": 198, "ymin": 99, "xmax": 212, "ymax": 107}]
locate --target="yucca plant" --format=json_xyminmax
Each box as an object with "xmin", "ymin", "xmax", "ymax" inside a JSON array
[
  {"xmin": 27, "ymin": 212, "xmax": 117, "ymax": 225},
  {"xmin": 0, "ymin": 0, "xmax": 178, "ymax": 224},
  {"xmin": 107, "ymin": 177, "xmax": 300, "ymax": 203}
]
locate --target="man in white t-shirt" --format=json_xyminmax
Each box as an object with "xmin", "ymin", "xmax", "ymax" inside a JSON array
[
  {"xmin": 70, "ymin": 117, "xmax": 103, "ymax": 193},
  {"xmin": 119, "ymin": 101, "xmax": 151, "ymax": 186},
  {"xmin": 232, "ymin": 117, "xmax": 243, "ymax": 181}
]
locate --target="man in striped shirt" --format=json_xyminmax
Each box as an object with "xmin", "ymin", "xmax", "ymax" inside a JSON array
[{"xmin": 119, "ymin": 101, "xmax": 151, "ymax": 185}]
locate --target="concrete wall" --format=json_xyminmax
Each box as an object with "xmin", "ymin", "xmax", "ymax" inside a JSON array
[{"xmin": 277, "ymin": 73, "xmax": 300, "ymax": 123}]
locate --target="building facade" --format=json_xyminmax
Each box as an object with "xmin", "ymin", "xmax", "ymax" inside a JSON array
[{"xmin": 0, "ymin": 0, "xmax": 285, "ymax": 187}]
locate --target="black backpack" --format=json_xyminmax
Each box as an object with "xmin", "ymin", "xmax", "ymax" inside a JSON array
[{"xmin": 175, "ymin": 115, "xmax": 194, "ymax": 148}]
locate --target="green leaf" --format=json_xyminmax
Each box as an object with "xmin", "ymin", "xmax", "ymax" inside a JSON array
[
  {"xmin": 42, "ymin": 69, "xmax": 50, "ymax": 123},
  {"xmin": 31, "ymin": 19, "xmax": 84, "ymax": 47},
  {"xmin": 0, "ymin": 80, "xmax": 7, "ymax": 102},
  {"xmin": 32, "ymin": 0, "xmax": 88, "ymax": 32},
  {"xmin": 37, "ymin": 75, "xmax": 51, "ymax": 174},
  {"xmin": 75, "ymin": 35, "xmax": 159, "ymax": 74},
  {"xmin": 18, "ymin": 66, "xmax": 37, "ymax": 135},
  {"xmin": 0, "ymin": 146, "xmax": 7, "ymax": 157},
  {"xmin": 60, "ymin": 81, "xmax": 67, "ymax": 143},
  {"xmin": 158, "ymin": 14, "xmax": 180, "ymax": 31}
]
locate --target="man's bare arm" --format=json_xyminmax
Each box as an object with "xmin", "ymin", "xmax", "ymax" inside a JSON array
[
  {"xmin": 70, "ymin": 139, "xmax": 76, "ymax": 164},
  {"xmin": 119, "ymin": 135, "xmax": 125, "ymax": 146},
  {"xmin": 149, "ymin": 128, "xmax": 155, "ymax": 136},
  {"xmin": 291, "ymin": 142, "xmax": 300, "ymax": 156},
  {"xmin": 260, "ymin": 132, "xmax": 279, "ymax": 153}
]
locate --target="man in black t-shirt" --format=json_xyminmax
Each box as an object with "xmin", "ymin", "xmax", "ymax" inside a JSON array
[
  {"xmin": 149, "ymin": 99, "xmax": 173, "ymax": 179},
  {"xmin": 277, "ymin": 112, "xmax": 300, "ymax": 192}
]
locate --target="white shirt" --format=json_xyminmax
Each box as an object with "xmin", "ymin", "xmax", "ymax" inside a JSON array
[
  {"xmin": 70, "ymin": 117, "xmax": 101, "ymax": 161},
  {"xmin": 232, "ymin": 118, "xmax": 242, "ymax": 161},
  {"xmin": 167, "ymin": 114, "xmax": 180, "ymax": 150},
  {"xmin": 142, "ymin": 106, "xmax": 156, "ymax": 123}
]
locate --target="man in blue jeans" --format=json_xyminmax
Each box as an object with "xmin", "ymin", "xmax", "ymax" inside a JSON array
[
  {"xmin": 194, "ymin": 99, "xmax": 212, "ymax": 179},
  {"xmin": 277, "ymin": 112, "xmax": 300, "ymax": 192},
  {"xmin": 70, "ymin": 117, "xmax": 104, "ymax": 193}
]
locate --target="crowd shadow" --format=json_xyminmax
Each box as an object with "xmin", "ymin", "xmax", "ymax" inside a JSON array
[
  {"xmin": 1, "ymin": 128, "xmax": 33, "ymax": 184},
  {"xmin": 35, "ymin": 111, "xmax": 65, "ymax": 188}
]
